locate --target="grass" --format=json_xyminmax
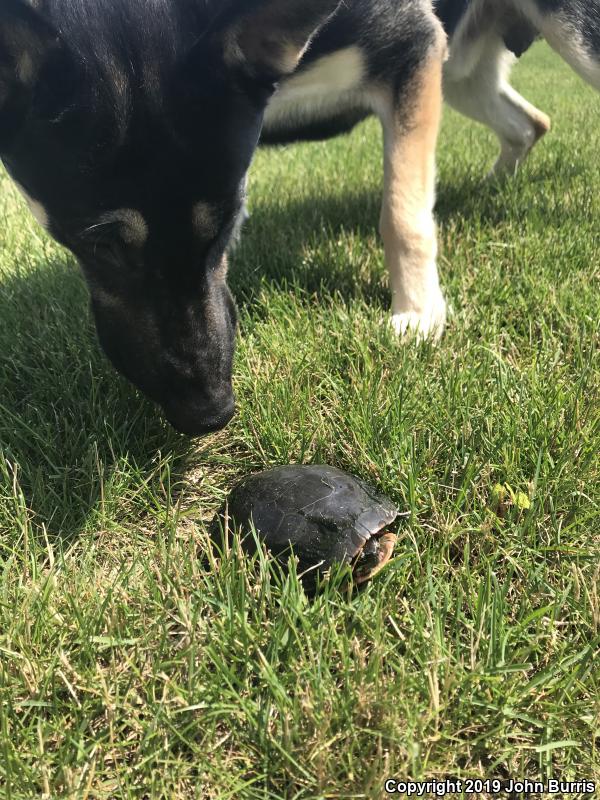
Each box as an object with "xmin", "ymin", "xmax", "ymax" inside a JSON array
[{"xmin": 0, "ymin": 43, "xmax": 599, "ymax": 798}]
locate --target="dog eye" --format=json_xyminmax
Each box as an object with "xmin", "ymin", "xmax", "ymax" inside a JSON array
[
  {"xmin": 89, "ymin": 239, "xmax": 122, "ymax": 264},
  {"xmin": 78, "ymin": 227, "xmax": 129, "ymax": 264}
]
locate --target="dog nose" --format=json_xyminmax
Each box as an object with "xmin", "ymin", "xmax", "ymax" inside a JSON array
[{"xmin": 164, "ymin": 396, "xmax": 236, "ymax": 437}]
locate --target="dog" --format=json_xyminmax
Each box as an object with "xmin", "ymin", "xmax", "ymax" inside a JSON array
[
  {"xmin": 436, "ymin": 0, "xmax": 600, "ymax": 174},
  {"xmin": 0, "ymin": 0, "xmax": 447, "ymax": 435},
  {"xmin": 0, "ymin": 1, "xmax": 598, "ymax": 436}
]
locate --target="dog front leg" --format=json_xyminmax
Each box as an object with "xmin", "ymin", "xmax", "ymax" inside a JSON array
[{"xmin": 377, "ymin": 39, "xmax": 447, "ymax": 340}]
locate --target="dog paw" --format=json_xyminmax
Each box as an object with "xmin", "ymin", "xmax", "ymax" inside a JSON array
[
  {"xmin": 391, "ymin": 294, "xmax": 447, "ymax": 341},
  {"xmin": 489, "ymin": 112, "xmax": 551, "ymax": 178}
]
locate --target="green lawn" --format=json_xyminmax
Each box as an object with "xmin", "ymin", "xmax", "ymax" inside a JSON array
[{"xmin": 0, "ymin": 43, "xmax": 598, "ymax": 798}]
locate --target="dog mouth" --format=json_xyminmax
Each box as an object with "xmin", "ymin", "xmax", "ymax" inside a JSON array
[{"xmin": 162, "ymin": 395, "xmax": 236, "ymax": 437}]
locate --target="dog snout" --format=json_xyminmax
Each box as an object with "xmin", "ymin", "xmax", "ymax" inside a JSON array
[{"xmin": 163, "ymin": 392, "xmax": 236, "ymax": 436}]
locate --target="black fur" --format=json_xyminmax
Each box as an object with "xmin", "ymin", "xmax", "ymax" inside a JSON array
[
  {"xmin": 260, "ymin": 108, "xmax": 370, "ymax": 147},
  {"xmin": 434, "ymin": 0, "xmax": 470, "ymax": 38},
  {"xmin": 503, "ymin": 19, "xmax": 539, "ymax": 59}
]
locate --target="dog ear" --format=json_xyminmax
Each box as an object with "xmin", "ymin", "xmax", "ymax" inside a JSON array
[
  {"xmin": 221, "ymin": 0, "xmax": 341, "ymax": 81},
  {"xmin": 0, "ymin": 0, "xmax": 63, "ymax": 147}
]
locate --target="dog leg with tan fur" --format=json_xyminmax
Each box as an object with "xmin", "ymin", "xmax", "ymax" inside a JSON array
[{"xmin": 378, "ymin": 44, "xmax": 447, "ymax": 340}]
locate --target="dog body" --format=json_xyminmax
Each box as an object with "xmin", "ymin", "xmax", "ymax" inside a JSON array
[{"xmin": 0, "ymin": 0, "xmax": 598, "ymax": 434}]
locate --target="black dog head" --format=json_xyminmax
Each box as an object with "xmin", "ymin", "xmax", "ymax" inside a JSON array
[{"xmin": 0, "ymin": 0, "xmax": 338, "ymax": 435}]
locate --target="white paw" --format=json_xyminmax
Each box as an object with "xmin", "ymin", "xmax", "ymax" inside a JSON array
[{"xmin": 391, "ymin": 293, "xmax": 447, "ymax": 341}]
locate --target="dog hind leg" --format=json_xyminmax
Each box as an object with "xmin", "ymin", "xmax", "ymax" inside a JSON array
[
  {"xmin": 377, "ymin": 22, "xmax": 448, "ymax": 339},
  {"xmin": 443, "ymin": 37, "xmax": 551, "ymax": 175},
  {"xmin": 527, "ymin": 1, "xmax": 600, "ymax": 91}
]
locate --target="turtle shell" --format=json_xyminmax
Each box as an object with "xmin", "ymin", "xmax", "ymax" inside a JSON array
[{"xmin": 214, "ymin": 465, "xmax": 399, "ymax": 589}]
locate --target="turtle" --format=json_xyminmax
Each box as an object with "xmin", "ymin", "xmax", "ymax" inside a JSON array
[{"xmin": 213, "ymin": 464, "xmax": 399, "ymax": 591}]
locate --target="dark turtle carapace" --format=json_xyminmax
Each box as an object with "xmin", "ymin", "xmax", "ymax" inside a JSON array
[{"xmin": 213, "ymin": 465, "xmax": 399, "ymax": 590}]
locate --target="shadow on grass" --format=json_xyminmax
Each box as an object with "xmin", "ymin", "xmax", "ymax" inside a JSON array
[
  {"xmin": 229, "ymin": 186, "xmax": 386, "ymax": 307},
  {"xmin": 230, "ymin": 163, "xmax": 578, "ymax": 307},
  {"xmin": 0, "ymin": 259, "xmax": 196, "ymax": 541}
]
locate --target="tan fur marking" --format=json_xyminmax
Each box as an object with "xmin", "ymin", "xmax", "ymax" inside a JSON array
[
  {"xmin": 17, "ymin": 53, "xmax": 35, "ymax": 84},
  {"xmin": 214, "ymin": 253, "xmax": 229, "ymax": 282},
  {"xmin": 224, "ymin": 2, "xmax": 327, "ymax": 76},
  {"xmin": 92, "ymin": 287, "xmax": 123, "ymax": 309},
  {"xmin": 192, "ymin": 201, "xmax": 219, "ymax": 240},
  {"xmin": 116, "ymin": 209, "xmax": 148, "ymax": 247},
  {"xmin": 223, "ymin": 26, "xmax": 246, "ymax": 68},
  {"xmin": 378, "ymin": 36, "xmax": 447, "ymax": 339},
  {"xmin": 228, "ymin": 29, "xmax": 302, "ymax": 75}
]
